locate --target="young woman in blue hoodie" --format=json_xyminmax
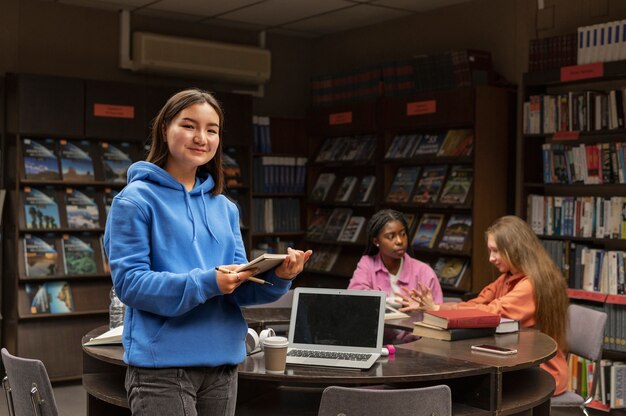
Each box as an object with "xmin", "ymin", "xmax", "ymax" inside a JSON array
[{"xmin": 104, "ymin": 88, "xmax": 311, "ymax": 416}]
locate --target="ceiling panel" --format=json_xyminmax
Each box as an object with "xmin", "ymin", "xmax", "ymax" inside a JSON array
[
  {"xmin": 371, "ymin": 0, "xmax": 473, "ymax": 12},
  {"xmin": 283, "ymin": 4, "xmax": 411, "ymax": 35},
  {"xmin": 147, "ymin": 0, "xmax": 263, "ymax": 18},
  {"xmin": 58, "ymin": 0, "xmax": 154, "ymax": 11}
]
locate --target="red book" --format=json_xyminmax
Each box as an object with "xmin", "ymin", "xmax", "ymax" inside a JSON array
[{"xmin": 422, "ymin": 308, "xmax": 501, "ymax": 329}]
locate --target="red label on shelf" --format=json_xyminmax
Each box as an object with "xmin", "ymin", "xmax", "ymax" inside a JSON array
[
  {"xmin": 94, "ymin": 103, "xmax": 135, "ymax": 119},
  {"xmin": 567, "ymin": 288, "xmax": 607, "ymax": 302},
  {"xmin": 328, "ymin": 112, "xmax": 353, "ymax": 125},
  {"xmin": 552, "ymin": 131, "xmax": 580, "ymax": 141},
  {"xmin": 406, "ymin": 100, "xmax": 437, "ymax": 116},
  {"xmin": 560, "ymin": 62, "xmax": 604, "ymax": 82},
  {"xmin": 606, "ymin": 294, "xmax": 626, "ymax": 305}
]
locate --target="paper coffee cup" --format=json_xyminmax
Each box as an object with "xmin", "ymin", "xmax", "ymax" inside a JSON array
[{"xmin": 262, "ymin": 336, "xmax": 289, "ymax": 374}]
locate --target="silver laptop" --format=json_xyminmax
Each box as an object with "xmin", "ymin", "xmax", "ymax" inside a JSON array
[{"xmin": 286, "ymin": 287, "xmax": 386, "ymax": 370}]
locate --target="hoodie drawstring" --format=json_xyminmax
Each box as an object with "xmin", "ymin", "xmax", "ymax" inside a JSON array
[
  {"xmin": 200, "ymin": 189, "xmax": 220, "ymax": 244},
  {"xmin": 183, "ymin": 189, "xmax": 197, "ymax": 241}
]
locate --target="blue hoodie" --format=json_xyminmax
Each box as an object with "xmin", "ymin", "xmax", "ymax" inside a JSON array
[{"xmin": 104, "ymin": 161, "xmax": 291, "ymax": 368}]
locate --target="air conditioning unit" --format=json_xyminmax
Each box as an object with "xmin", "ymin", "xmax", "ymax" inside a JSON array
[{"xmin": 131, "ymin": 32, "xmax": 271, "ymax": 85}]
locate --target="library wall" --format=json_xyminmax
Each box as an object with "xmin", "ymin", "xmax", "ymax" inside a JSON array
[{"xmin": 0, "ymin": 0, "xmax": 313, "ymax": 118}]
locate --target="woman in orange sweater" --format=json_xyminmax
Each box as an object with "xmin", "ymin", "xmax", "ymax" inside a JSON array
[{"xmin": 397, "ymin": 215, "xmax": 569, "ymax": 396}]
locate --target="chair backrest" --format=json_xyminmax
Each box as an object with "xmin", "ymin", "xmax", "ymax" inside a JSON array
[
  {"xmin": 1, "ymin": 348, "xmax": 58, "ymax": 416},
  {"xmin": 567, "ymin": 304, "xmax": 607, "ymax": 361},
  {"xmin": 317, "ymin": 384, "xmax": 452, "ymax": 416}
]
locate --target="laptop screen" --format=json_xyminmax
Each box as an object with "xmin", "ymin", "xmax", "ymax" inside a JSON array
[{"xmin": 291, "ymin": 290, "xmax": 384, "ymax": 348}]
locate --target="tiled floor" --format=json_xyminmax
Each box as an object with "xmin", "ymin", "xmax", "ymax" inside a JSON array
[{"xmin": 0, "ymin": 381, "xmax": 86, "ymax": 416}]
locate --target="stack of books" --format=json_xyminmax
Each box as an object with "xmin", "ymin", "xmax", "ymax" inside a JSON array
[{"xmin": 413, "ymin": 309, "xmax": 507, "ymax": 341}]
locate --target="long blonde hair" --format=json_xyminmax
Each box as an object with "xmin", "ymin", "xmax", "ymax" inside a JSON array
[{"xmin": 486, "ymin": 216, "xmax": 569, "ymax": 349}]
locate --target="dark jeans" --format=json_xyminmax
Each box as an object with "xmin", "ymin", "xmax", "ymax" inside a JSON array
[{"xmin": 125, "ymin": 365, "xmax": 238, "ymax": 416}]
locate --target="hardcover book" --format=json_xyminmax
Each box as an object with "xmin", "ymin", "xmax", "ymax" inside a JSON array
[
  {"xmin": 100, "ymin": 142, "xmax": 133, "ymax": 183},
  {"xmin": 22, "ymin": 138, "xmax": 60, "ymax": 180},
  {"xmin": 412, "ymin": 321, "xmax": 496, "ymax": 341},
  {"xmin": 337, "ymin": 216, "xmax": 366, "ymax": 243},
  {"xmin": 306, "ymin": 208, "xmax": 333, "ymax": 240},
  {"xmin": 65, "ymin": 187, "xmax": 100, "ymax": 229},
  {"xmin": 25, "ymin": 283, "xmax": 51, "ymax": 314},
  {"xmin": 311, "ymin": 173, "xmax": 336, "ymax": 202},
  {"xmin": 45, "ymin": 281, "xmax": 74, "ymax": 313},
  {"xmin": 422, "ymin": 308, "xmax": 501, "ymax": 329},
  {"xmin": 23, "ymin": 234, "xmax": 60, "ymax": 277},
  {"xmin": 22, "ymin": 186, "xmax": 61, "ymax": 230},
  {"xmin": 353, "ymin": 176, "xmax": 376, "ymax": 203},
  {"xmin": 433, "ymin": 256, "xmax": 468, "ymax": 287},
  {"xmin": 411, "ymin": 164, "xmax": 448, "ymax": 204},
  {"xmin": 438, "ymin": 214, "xmax": 472, "ymax": 251},
  {"xmin": 411, "ymin": 213, "xmax": 445, "ymax": 249},
  {"xmin": 439, "ymin": 165, "xmax": 473, "ymax": 205},
  {"xmin": 386, "ymin": 167, "xmax": 420, "ymax": 204},
  {"xmin": 437, "ymin": 129, "xmax": 474, "ymax": 157},
  {"xmin": 413, "ymin": 133, "xmax": 446, "ymax": 156},
  {"xmin": 322, "ymin": 208, "xmax": 353, "ymax": 241},
  {"xmin": 103, "ymin": 188, "xmax": 119, "ymax": 216},
  {"xmin": 62, "ymin": 234, "xmax": 98, "ymax": 275},
  {"xmin": 334, "ymin": 176, "xmax": 358, "ymax": 202},
  {"xmin": 60, "ymin": 139, "xmax": 95, "ymax": 181}
]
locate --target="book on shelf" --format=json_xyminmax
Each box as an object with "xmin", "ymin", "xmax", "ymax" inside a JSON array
[
  {"xmin": 65, "ymin": 187, "xmax": 101, "ymax": 229},
  {"xmin": 422, "ymin": 308, "xmax": 501, "ymax": 329},
  {"xmin": 234, "ymin": 253, "xmax": 288, "ymax": 276},
  {"xmin": 436, "ymin": 129, "xmax": 474, "ymax": 157},
  {"xmin": 25, "ymin": 280, "xmax": 74, "ymax": 314},
  {"xmin": 496, "ymin": 318, "xmax": 520, "ymax": 334},
  {"xmin": 413, "ymin": 133, "xmax": 446, "ymax": 156},
  {"xmin": 611, "ymin": 362, "xmax": 626, "ymax": 408},
  {"xmin": 433, "ymin": 256, "xmax": 468, "ymax": 287},
  {"xmin": 411, "ymin": 164, "xmax": 447, "ymax": 204},
  {"xmin": 412, "ymin": 321, "xmax": 496, "ymax": 341},
  {"xmin": 337, "ymin": 216, "xmax": 366, "ymax": 243},
  {"xmin": 100, "ymin": 142, "xmax": 134, "ymax": 183},
  {"xmin": 22, "ymin": 137, "xmax": 60, "ymax": 180},
  {"xmin": 411, "ymin": 213, "xmax": 445, "ymax": 249},
  {"xmin": 23, "ymin": 233, "xmax": 60, "ymax": 277},
  {"xmin": 322, "ymin": 208, "xmax": 353, "ymax": 241},
  {"xmin": 62, "ymin": 234, "xmax": 99, "ymax": 275},
  {"xmin": 439, "ymin": 165, "xmax": 473, "ymax": 205},
  {"xmin": 21, "ymin": 186, "xmax": 61, "ymax": 230},
  {"xmin": 438, "ymin": 214, "xmax": 472, "ymax": 251},
  {"xmin": 222, "ymin": 147, "xmax": 241, "ymax": 185},
  {"xmin": 305, "ymin": 245, "xmax": 341, "ymax": 272},
  {"xmin": 59, "ymin": 139, "xmax": 95, "ymax": 181},
  {"xmin": 353, "ymin": 175, "xmax": 376, "ymax": 203},
  {"xmin": 311, "ymin": 173, "xmax": 336, "ymax": 202},
  {"xmin": 385, "ymin": 304, "xmax": 409, "ymax": 320},
  {"xmin": 103, "ymin": 188, "xmax": 119, "ymax": 216},
  {"xmin": 83, "ymin": 325, "xmax": 123, "ymax": 346},
  {"xmin": 385, "ymin": 134, "xmax": 421, "ymax": 159},
  {"xmin": 386, "ymin": 166, "xmax": 420, "ymax": 204},
  {"xmin": 306, "ymin": 208, "xmax": 333, "ymax": 240},
  {"xmin": 334, "ymin": 176, "xmax": 358, "ymax": 202},
  {"xmin": 403, "ymin": 213, "xmax": 417, "ymax": 234}
]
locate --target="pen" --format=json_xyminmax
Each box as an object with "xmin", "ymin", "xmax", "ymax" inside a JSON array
[{"xmin": 215, "ymin": 266, "xmax": 274, "ymax": 286}]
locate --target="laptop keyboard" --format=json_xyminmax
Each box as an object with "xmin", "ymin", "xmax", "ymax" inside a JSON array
[{"xmin": 287, "ymin": 349, "xmax": 372, "ymax": 361}]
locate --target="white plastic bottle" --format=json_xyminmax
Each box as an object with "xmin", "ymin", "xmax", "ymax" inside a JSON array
[{"xmin": 109, "ymin": 287, "xmax": 125, "ymax": 329}]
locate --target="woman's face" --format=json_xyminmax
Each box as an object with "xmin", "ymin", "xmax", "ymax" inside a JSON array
[
  {"xmin": 487, "ymin": 234, "xmax": 512, "ymax": 274},
  {"xmin": 373, "ymin": 220, "xmax": 408, "ymax": 261},
  {"xmin": 163, "ymin": 102, "xmax": 220, "ymax": 174}
]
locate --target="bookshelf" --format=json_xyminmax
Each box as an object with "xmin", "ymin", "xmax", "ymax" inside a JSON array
[
  {"xmin": 301, "ymin": 87, "xmax": 514, "ymax": 292},
  {"xmin": 520, "ymin": 61, "xmax": 626, "ymax": 412},
  {"xmin": 249, "ymin": 117, "xmax": 308, "ymax": 258},
  {"xmin": 1, "ymin": 73, "xmax": 254, "ymax": 381}
]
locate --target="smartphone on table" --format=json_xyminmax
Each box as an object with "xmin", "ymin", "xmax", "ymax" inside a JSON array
[{"xmin": 470, "ymin": 344, "xmax": 517, "ymax": 355}]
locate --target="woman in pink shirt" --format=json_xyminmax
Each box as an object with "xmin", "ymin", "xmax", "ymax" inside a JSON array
[
  {"xmin": 348, "ymin": 209, "xmax": 442, "ymax": 343},
  {"xmin": 397, "ymin": 215, "xmax": 569, "ymax": 396}
]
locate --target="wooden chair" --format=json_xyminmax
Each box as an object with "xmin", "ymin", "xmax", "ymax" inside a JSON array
[
  {"xmin": 551, "ymin": 304, "xmax": 608, "ymax": 416},
  {"xmin": 317, "ymin": 384, "xmax": 452, "ymax": 416},
  {"xmin": 1, "ymin": 348, "xmax": 58, "ymax": 416}
]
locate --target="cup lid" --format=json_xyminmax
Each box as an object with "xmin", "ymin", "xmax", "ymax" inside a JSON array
[{"xmin": 262, "ymin": 336, "xmax": 288, "ymax": 348}]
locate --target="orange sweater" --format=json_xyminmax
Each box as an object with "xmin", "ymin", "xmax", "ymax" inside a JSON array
[{"xmin": 449, "ymin": 272, "xmax": 568, "ymax": 396}]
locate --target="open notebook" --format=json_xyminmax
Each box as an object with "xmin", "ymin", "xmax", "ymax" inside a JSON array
[{"xmin": 286, "ymin": 287, "xmax": 386, "ymax": 370}]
